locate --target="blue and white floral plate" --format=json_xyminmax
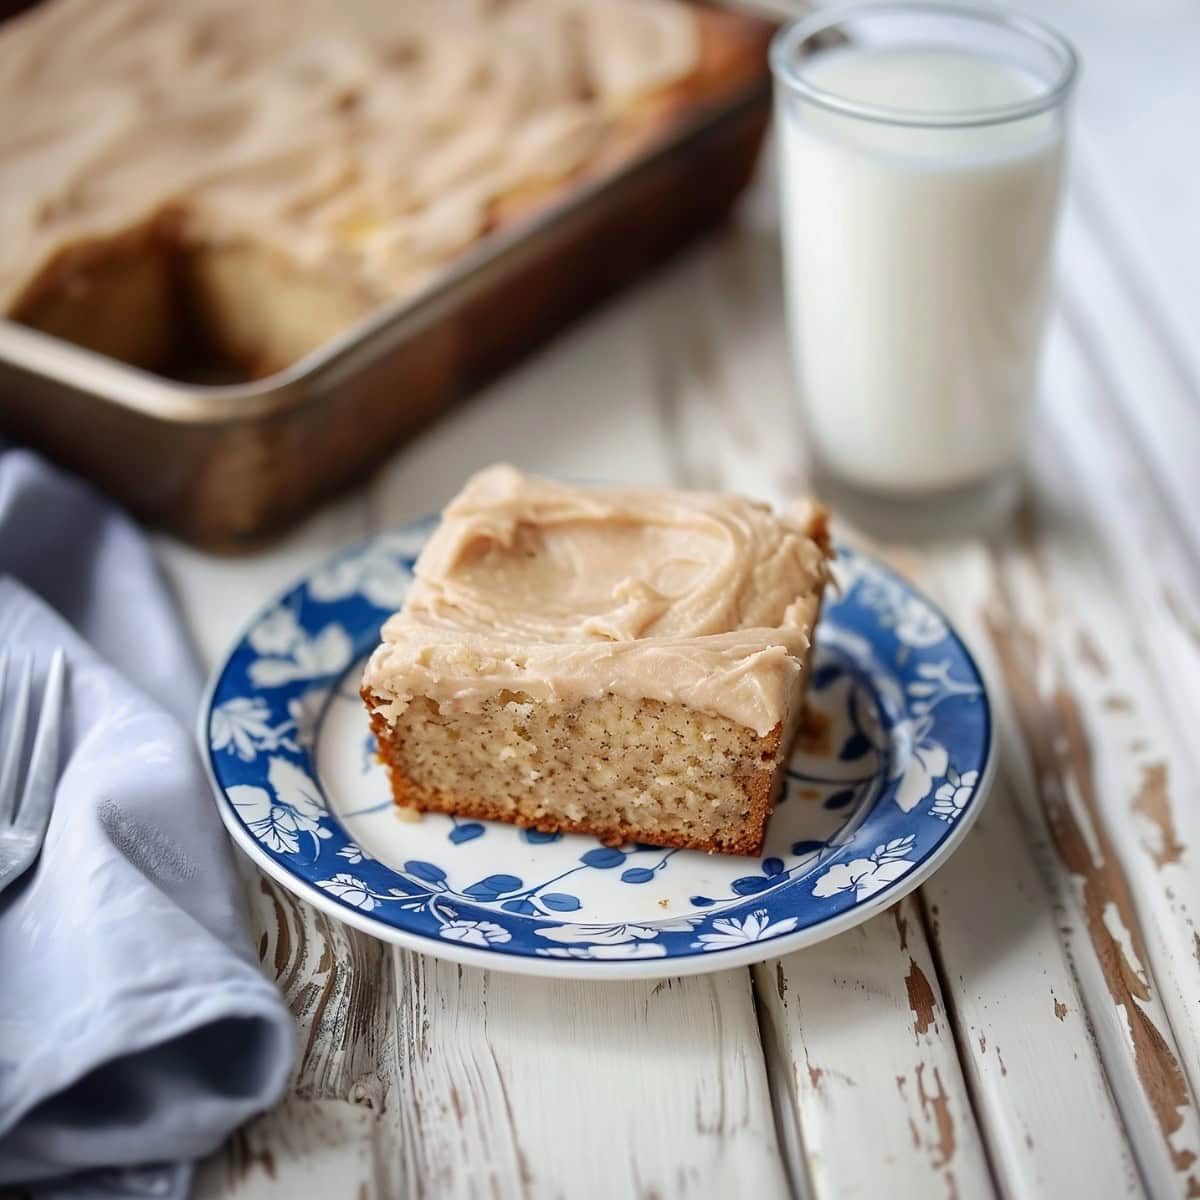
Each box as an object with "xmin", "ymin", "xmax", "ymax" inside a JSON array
[{"xmin": 201, "ymin": 524, "xmax": 994, "ymax": 979}]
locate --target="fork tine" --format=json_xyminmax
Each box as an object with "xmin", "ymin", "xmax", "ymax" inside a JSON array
[
  {"xmin": 15, "ymin": 649, "xmax": 66, "ymax": 839},
  {"xmin": 0, "ymin": 654, "xmax": 32, "ymax": 825}
]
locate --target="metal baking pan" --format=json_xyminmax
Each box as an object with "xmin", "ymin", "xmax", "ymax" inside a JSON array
[{"xmin": 0, "ymin": 5, "xmax": 774, "ymax": 550}]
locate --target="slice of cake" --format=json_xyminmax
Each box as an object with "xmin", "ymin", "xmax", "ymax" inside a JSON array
[{"xmin": 361, "ymin": 465, "xmax": 831, "ymax": 855}]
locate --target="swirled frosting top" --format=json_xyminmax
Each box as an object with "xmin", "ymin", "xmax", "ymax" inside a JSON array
[
  {"xmin": 0, "ymin": 0, "xmax": 701, "ymax": 311},
  {"xmin": 362, "ymin": 465, "xmax": 830, "ymax": 735}
]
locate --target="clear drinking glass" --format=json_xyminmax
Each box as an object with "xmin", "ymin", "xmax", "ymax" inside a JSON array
[{"xmin": 771, "ymin": 4, "xmax": 1078, "ymax": 532}]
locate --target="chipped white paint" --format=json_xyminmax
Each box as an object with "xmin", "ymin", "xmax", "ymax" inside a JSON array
[
  {"xmin": 754, "ymin": 897, "xmax": 994, "ymax": 1198},
  {"xmin": 1029, "ymin": 324, "xmax": 1200, "ymax": 1111},
  {"xmin": 1061, "ymin": 759, "xmax": 1107, "ymax": 870},
  {"xmin": 191, "ymin": 1098, "xmax": 384, "ymax": 1200},
  {"xmin": 1101, "ymin": 903, "xmax": 1150, "ymax": 995},
  {"xmin": 928, "ymin": 540, "xmax": 1200, "ymax": 1199},
  {"xmin": 387, "ymin": 958, "xmax": 789, "ymax": 1199},
  {"xmin": 920, "ymin": 544, "xmax": 1145, "ymax": 1200},
  {"xmin": 921, "ymin": 796, "xmax": 1144, "ymax": 1199}
]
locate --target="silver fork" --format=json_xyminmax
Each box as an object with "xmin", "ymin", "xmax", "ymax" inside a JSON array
[{"xmin": 0, "ymin": 648, "xmax": 66, "ymax": 894}]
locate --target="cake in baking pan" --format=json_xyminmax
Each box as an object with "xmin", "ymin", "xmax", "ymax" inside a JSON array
[
  {"xmin": 0, "ymin": 0, "xmax": 763, "ymax": 376},
  {"xmin": 361, "ymin": 465, "xmax": 831, "ymax": 855}
]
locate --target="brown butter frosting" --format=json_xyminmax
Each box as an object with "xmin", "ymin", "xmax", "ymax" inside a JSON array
[
  {"xmin": 362, "ymin": 465, "xmax": 830, "ymax": 736},
  {"xmin": 0, "ymin": 0, "xmax": 699, "ymax": 312}
]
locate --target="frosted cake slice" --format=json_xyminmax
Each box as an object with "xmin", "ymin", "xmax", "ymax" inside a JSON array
[{"xmin": 361, "ymin": 465, "xmax": 831, "ymax": 855}]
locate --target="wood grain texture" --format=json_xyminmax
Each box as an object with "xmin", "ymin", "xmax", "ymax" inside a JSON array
[
  {"xmin": 977, "ymin": 559, "xmax": 1200, "ymax": 1200},
  {"xmin": 1044, "ymin": 241, "xmax": 1200, "ymax": 1112},
  {"xmin": 920, "ymin": 544, "xmax": 1146, "ymax": 1200},
  {"xmin": 1019, "ymin": 412, "xmax": 1200, "ymax": 1118},
  {"xmin": 987, "ymin": 540, "xmax": 1200, "ymax": 1195},
  {"xmin": 386, "ymin": 958, "xmax": 789, "ymax": 1199},
  {"xmin": 1060, "ymin": 176, "xmax": 1200, "ymax": 562},
  {"xmin": 754, "ymin": 897, "xmax": 994, "ymax": 1199}
]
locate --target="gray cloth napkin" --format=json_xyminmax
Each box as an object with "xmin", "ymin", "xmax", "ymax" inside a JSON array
[{"xmin": 0, "ymin": 448, "xmax": 294, "ymax": 1198}]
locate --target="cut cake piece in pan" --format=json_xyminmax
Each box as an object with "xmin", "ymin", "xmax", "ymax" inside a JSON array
[
  {"xmin": 1, "ymin": 0, "xmax": 768, "ymax": 376},
  {"xmin": 361, "ymin": 464, "xmax": 831, "ymax": 856}
]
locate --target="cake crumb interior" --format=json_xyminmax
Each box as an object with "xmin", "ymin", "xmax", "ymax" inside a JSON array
[{"xmin": 367, "ymin": 691, "xmax": 782, "ymax": 856}]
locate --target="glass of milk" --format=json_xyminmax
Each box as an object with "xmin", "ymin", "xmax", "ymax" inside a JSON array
[{"xmin": 771, "ymin": 4, "xmax": 1077, "ymax": 530}]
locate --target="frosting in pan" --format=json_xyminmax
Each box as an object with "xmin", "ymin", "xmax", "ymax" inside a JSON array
[
  {"xmin": 362, "ymin": 465, "xmax": 830, "ymax": 736},
  {"xmin": 0, "ymin": 0, "xmax": 700, "ymax": 311}
]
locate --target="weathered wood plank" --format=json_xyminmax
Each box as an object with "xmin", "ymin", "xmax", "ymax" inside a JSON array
[
  {"xmin": 1021, "ymin": 398, "xmax": 1200, "ymax": 1113},
  {"xmin": 1062, "ymin": 166, "xmax": 1200, "ymax": 562},
  {"xmin": 193, "ymin": 1097, "xmax": 387, "ymax": 1200},
  {"xmin": 1054, "ymin": 214, "xmax": 1200, "ymax": 730},
  {"xmin": 193, "ymin": 871, "xmax": 792, "ymax": 1200},
  {"xmin": 920, "ymin": 543, "xmax": 1146, "ymax": 1200},
  {"xmin": 640, "ymin": 204, "xmax": 811, "ymax": 506},
  {"xmin": 387, "ymin": 957, "xmax": 790, "ymax": 1200},
  {"xmin": 364, "ymin": 289, "xmax": 682, "ymax": 524},
  {"xmin": 957, "ymin": 532, "xmax": 1200, "ymax": 1199},
  {"xmin": 755, "ymin": 896, "xmax": 995, "ymax": 1200}
]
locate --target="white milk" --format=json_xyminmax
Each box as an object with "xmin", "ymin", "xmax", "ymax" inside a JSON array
[{"xmin": 778, "ymin": 46, "xmax": 1066, "ymax": 494}]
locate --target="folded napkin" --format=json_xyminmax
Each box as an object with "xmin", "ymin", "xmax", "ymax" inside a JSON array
[{"xmin": 0, "ymin": 449, "xmax": 294, "ymax": 1198}]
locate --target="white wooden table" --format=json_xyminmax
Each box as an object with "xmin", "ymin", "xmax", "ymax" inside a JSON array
[{"xmin": 156, "ymin": 4, "xmax": 1200, "ymax": 1193}]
